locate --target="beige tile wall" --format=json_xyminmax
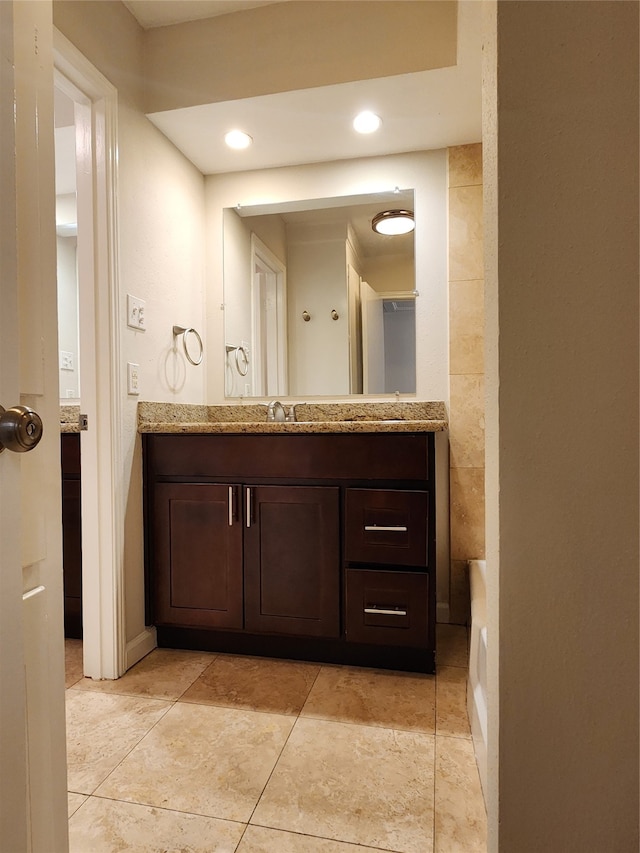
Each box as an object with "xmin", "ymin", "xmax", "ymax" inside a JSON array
[{"xmin": 447, "ymin": 144, "xmax": 485, "ymax": 624}]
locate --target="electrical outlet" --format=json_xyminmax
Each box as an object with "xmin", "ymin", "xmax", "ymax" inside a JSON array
[
  {"xmin": 60, "ymin": 350, "xmax": 74, "ymax": 371},
  {"xmin": 127, "ymin": 362, "xmax": 140, "ymax": 395},
  {"xmin": 127, "ymin": 294, "xmax": 146, "ymax": 330}
]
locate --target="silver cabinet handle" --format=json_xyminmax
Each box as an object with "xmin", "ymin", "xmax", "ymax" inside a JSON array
[
  {"xmin": 364, "ymin": 525, "xmax": 408, "ymax": 532},
  {"xmin": 364, "ymin": 607, "xmax": 408, "ymax": 617},
  {"xmin": 246, "ymin": 487, "xmax": 251, "ymax": 528},
  {"xmin": 228, "ymin": 486, "xmax": 234, "ymax": 526}
]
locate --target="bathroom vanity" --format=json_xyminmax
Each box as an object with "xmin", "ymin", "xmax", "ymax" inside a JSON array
[
  {"xmin": 60, "ymin": 408, "xmax": 82, "ymax": 638},
  {"xmin": 140, "ymin": 402, "xmax": 447, "ymax": 673}
]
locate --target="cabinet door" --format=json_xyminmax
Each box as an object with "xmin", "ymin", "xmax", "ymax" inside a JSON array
[
  {"xmin": 153, "ymin": 483, "xmax": 243, "ymax": 629},
  {"xmin": 244, "ymin": 485, "xmax": 340, "ymax": 637},
  {"xmin": 61, "ymin": 434, "xmax": 82, "ymax": 639},
  {"xmin": 62, "ymin": 477, "xmax": 82, "ymax": 638}
]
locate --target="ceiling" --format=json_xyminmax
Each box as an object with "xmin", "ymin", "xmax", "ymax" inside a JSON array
[
  {"xmin": 123, "ymin": 1, "xmax": 286, "ymax": 30},
  {"xmin": 136, "ymin": 1, "xmax": 482, "ymax": 175},
  {"xmin": 56, "ymin": 2, "xmax": 481, "ymax": 183}
]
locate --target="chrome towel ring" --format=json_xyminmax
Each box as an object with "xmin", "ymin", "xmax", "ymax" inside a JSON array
[
  {"xmin": 173, "ymin": 325, "xmax": 203, "ymax": 366},
  {"xmin": 225, "ymin": 343, "xmax": 249, "ymax": 376}
]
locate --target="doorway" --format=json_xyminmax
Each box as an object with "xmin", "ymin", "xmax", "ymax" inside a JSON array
[
  {"xmin": 250, "ymin": 234, "xmax": 288, "ymax": 396},
  {"xmin": 53, "ymin": 32, "xmax": 124, "ymax": 680}
]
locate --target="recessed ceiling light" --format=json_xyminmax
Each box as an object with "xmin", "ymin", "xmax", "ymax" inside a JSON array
[
  {"xmin": 372, "ymin": 209, "xmax": 415, "ymax": 236},
  {"xmin": 224, "ymin": 130, "xmax": 253, "ymax": 150},
  {"xmin": 353, "ymin": 111, "xmax": 382, "ymax": 134}
]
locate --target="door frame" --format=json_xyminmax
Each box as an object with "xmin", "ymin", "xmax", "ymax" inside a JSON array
[
  {"xmin": 250, "ymin": 233, "xmax": 288, "ymax": 396},
  {"xmin": 53, "ymin": 30, "xmax": 125, "ymax": 679}
]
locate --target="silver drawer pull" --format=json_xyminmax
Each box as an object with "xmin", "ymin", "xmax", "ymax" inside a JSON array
[
  {"xmin": 364, "ymin": 607, "xmax": 408, "ymax": 617},
  {"xmin": 364, "ymin": 525, "xmax": 408, "ymax": 532},
  {"xmin": 228, "ymin": 486, "xmax": 234, "ymax": 526},
  {"xmin": 246, "ymin": 487, "xmax": 251, "ymax": 528}
]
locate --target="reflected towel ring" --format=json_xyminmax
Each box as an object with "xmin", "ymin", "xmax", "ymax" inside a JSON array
[
  {"xmin": 225, "ymin": 343, "xmax": 249, "ymax": 376},
  {"xmin": 173, "ymin": 325, "xmax": 203, "ymax": 366},
  {"xmin": 235, "ymin": 345, "xmax": 249, "ymax": 376}
]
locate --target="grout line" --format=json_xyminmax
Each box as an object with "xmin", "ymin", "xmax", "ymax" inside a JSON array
[
  {"xmin": 243, "ymin": 668, "xmax": 324, "ymax": 827},
  {"xmin": 77, "ymin": 792, "xmax": 251, "ymax": 826},
  {"xmin": 246, "ymin": 821, "xmax": 409, "ymax": 853},
  {"xmin": 73, "ymin": 693, "xmax": 175, "ymax": 797}
]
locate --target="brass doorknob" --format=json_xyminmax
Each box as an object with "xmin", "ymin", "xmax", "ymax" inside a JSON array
[{"xmin": 0, "ymin": 405, "xmax": 43, "ymax": 453}]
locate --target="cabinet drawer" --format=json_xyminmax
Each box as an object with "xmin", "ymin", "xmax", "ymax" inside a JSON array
[
  {"xmin": 344, "ymin": 488, "xmax": 428, "ymax": 566},
  {"xmin": 345, "ymin": 568, "xmax": 429, "ymax": 647}
]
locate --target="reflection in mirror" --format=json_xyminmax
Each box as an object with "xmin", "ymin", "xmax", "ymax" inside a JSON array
[
  {"xmin": 55, "ymin": 84, "xmax": 80, "ymax": 402},
  {"xmin": 223, "ymin": 190, "xmax": 415, "ymax": 398}
]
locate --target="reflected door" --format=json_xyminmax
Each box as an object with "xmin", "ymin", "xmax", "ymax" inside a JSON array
[
  {"xmin": 251, "ymin": 235, "xmax": 288, "ymax": 396},
  {"xmin": 361, "ymin": 280, "xmax": 386, "ymax": 394}
]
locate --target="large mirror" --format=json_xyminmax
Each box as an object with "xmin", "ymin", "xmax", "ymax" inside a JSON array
[{"xmin": 223, "ymin": 190, "xmax": 416, "ymax": 398}]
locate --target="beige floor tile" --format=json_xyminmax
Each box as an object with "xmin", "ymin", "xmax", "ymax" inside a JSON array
[
  {"xmin": 252, "ymin": 717, "xmax": 435, "ymax": 853},
  {"xmin": 436, "ymin": 624, "xmax": 469, "ymax": 668},
  {"xmin": 238, "ymin": 824, "xmax": 388, "ymax": 852},
  {"xmin": 436, "ymin": 666, "xmax": 471, "ymax": 738},
  {"xmin": 95, "ymin": 702, "xmax": 294, "ymax": 822},
  {"xmin": 75, "ymin": 648, "xmax": 215, "ymax": 701},
  {"xmin": 181, "ymin": 654, "xmax": 320, "ymax": 715},
  {"xmin": 435, "ymin": 736, "xmax": 487, "ymax": 852},
  {"xmin": 67, "ymin": 792, "xmax": 87, "ymax": 818},
  {"xmin": 300, "ymin": 665, "xmax": 435, "ymax": 733},
  {"xmin": 65, "ymin": 639, "xmax": 84, "ymax": 688},
  {"xmin": 68, "ymin": 796, "xmax": 244, "ymax": 853},
  {"xmin": 66, "ymin": 690, "xmax": 171, "ymax": 794}
]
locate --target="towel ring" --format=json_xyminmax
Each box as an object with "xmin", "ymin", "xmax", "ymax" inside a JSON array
[
  {"xmin": 173, "ymin": 325, "xmax": 203, "ymax": 366},
  {"xmin": 235, "ymin": 345, "xmax": 249, "ymax": 376},
  {"xmin": 225, "ymin": 343, "xmax": 250, "ymax": 376}
]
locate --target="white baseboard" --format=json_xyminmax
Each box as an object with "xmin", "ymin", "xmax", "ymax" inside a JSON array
[
  {"xmin": 436, "ymin": 602, "xmax": 450, "ymax": 624},
  {"xmin": 125, "ymin": 626, "xmax": 157, "ymax": 671}
]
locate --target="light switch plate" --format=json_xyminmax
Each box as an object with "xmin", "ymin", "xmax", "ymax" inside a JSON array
[
  {"xmin": 127, "ymin": 294, "xmax": 146, "ymax": 330},
  {"xmin": 60, "ymin": 350, "xmax": 74, "ymax": 371},
  {"xmin": 127, "ymin": 362, "xmax": 140, "ymax": 395}
]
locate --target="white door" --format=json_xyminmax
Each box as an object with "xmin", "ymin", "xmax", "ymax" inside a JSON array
[
  {"xmin": 360, "ymin": 280, "xmax": 385, "ymax": 394},
  {"xmin": 0, "ymin": 2, "xmax": 69, "ymax": 850},
  {"xmin": 251, "ymin": 234, "xmax": 288, "ymax": 396}
]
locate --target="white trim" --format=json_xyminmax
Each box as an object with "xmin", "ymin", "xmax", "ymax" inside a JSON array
[
  {"xmin": 53, "ymin": 30, "xmax": 125, "ymax": 679},
  {"xmin": 250, "ymin": 233, "xmax": 288, "ymax": 396},
  {"xmin": 125, "ymin": 627, "xmax": 158, "ymax": 671}
]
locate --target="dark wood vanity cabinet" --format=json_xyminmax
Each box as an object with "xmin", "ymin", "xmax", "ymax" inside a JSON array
[
  {"xmin": 153, "ymin": 482, "xmax": 243, "ymax": 629},
  {"xmin": 61, "ymin": 433, "xmax": 82, "ymax": 638},
  {"xmin": 143, "ymin": 432, "xmax": 436, "ymax": 672},
  {"xmin": 244, "ymin": 485, "xmax": 340, "ymax": 637}
]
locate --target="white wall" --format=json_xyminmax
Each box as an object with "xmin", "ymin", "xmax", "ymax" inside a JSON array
[
  {"xmin": 56, "ymin": 235, "xmax": 79, "ymax": 398},
  {"xmin": 287, "ymin": 222, "xmax": 350, "ymax": 396},
  {"xmin": 118, "ymin": 105, "xmax": 206, "ymax": 642},
  {"xmin": 205, "ymin": 149, "xmax": 448, "ymax": 403},
  {"xmin": 484, "ymin": 2, "xmax": 639, "ymax": 849},
  {"xmin": 53, "ymin": 2, "xmax": 207, "ymax": 646}
]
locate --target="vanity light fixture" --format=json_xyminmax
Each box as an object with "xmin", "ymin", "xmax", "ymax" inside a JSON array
[
  {"xmin": 353, "ymin": 110, "xmax": 382, "ymax": 134},
  {"xmin": 224, "ymin": 129, "xmax": 253, "ymax": 149},
  {"xmin": 371, "ymin": 209, "xmax": 415, "ymax": 236}
]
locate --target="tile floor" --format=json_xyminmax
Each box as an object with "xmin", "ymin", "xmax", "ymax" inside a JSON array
[{"xmin": 65, "ymin": 626, "xmax": 486, "ymax": 853}]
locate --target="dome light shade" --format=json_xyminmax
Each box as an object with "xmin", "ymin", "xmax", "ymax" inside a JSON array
[
  {"xmin": 224, "ymin": 130, "xmax": 253, "ymax": 149},
  {"xmin": 372, "ymin": 209, "xmax": 415, "ymax": 236},
  {"xmin": 353, "ymin": 111, "xmax": 382, "ymax": 134}
]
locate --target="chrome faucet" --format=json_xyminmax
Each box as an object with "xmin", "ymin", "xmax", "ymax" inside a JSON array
[{"xmin": 266, "ymin": 400, "xmax": 286, "ymax": 422}]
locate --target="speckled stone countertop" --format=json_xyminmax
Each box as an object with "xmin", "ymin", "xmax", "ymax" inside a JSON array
[
  {"xmin": 137, "ymin": 401, "xmax": 448, "ymax": 434},
  {"xmin": 60, "ymin": 405, "xmax": 81, "ymax": 433}
]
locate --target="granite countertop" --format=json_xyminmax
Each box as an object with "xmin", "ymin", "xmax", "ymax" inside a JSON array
[
  {"xmin": 60, "ymin": 405, "xmax": 81, "ymax": 433},
  {"xmin": 137, "ymin": 401, "xmax": 448, "ymax": 434}
]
